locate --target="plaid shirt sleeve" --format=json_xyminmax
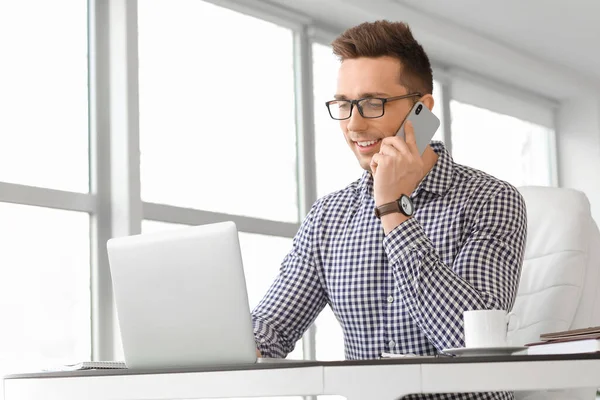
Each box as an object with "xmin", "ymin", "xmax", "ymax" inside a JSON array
[
  {"xmin": 251, "ymin": 204, "xmax": 327, "ymax": 358},
  {"xmin": 383, "ymin": 185, "xmax": 527, "ymax": 352}
]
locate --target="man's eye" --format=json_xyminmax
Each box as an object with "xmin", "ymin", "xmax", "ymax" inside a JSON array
[
  {"xmin": 365, "ymin": 100, "xmax": 383, "ymax": 108},
  {"xmin": 338, "ymin": 102, "xmax": 351, "ymax": 110}
]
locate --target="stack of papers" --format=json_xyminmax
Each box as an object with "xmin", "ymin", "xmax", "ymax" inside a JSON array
[
  {"xmin": 44, "ymin": 361, "xmax": 127, "ymax": 372},
  {"xmin": 380, "ymin": 352, "xmax": 438, "ymax": 359},
  {"xmin": 527, "ymin": 326, "xmax": 600, "ymax": 355}
]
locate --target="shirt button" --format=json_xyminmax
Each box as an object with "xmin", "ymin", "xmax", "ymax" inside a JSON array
[
  {"xmin": 387, "ymin": 295, "xmax": 394, "ymax": 303},
  {"xmin": 389, "ymin": 340, "xmax": 396, "ymax": 348}
]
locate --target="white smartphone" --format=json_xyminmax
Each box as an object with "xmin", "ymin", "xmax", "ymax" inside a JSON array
[{"xmin": 395, "ymin": 101, "xmax": 440, "ymax": 155}]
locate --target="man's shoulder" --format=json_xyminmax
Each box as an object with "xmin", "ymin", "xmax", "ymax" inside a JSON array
[
  {"xmin": 305, "ymin": 179, "xmax": 363, "ymax": 225},
  {"xmin": 451, "ymin": 162, "xmax": 524, "ymax": 207},
  {"xmin": 315, "ymin": 179, "xmax": 362, "ymax": 207}
]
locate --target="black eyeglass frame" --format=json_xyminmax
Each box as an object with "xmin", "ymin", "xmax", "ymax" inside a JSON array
[{"xmin": 325, "ymin": 93, "xmax": 422, "ymax": 120}]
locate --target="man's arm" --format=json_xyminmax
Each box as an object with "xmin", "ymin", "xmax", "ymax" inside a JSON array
[
  {"xmin": 383, "ymin": 186, "xmax": 527, "ymax": 351},
  {"xmin": 251, "ymin": 205, "xmax": 327, "ymax": 358}
]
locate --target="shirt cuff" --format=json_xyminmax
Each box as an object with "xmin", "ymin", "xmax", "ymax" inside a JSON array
[
  {"xmin": 382, "ymin": 217, "xmax": 435, "ymax": 267},
  {"xmin": 252, "ymin": 318, "xmax": 286, "ymax": 358}
]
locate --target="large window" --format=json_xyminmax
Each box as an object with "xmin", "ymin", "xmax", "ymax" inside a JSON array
[
  {"xmin": 451, "ymin": 101, "xmax": 554, "ymax": 187},
  {"xmin": 449, "ymin": 75, "xmax": 556, "ymax": 187},
  {"xmin": 138, "ymin": 0, "xmax": 298, "ymax": 223},
  {"xmin": 0, "ymin": 0, "xmax": 89, "ymax": 193},
  {"xmin": 0, "ymin": 0, "xmax": 91, "ymax": 384},
  {"xmin": 0, "ymin": 204, "xmax": 90, "ymax": 373}
]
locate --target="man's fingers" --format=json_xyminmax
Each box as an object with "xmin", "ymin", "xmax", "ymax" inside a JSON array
[
  {"xmin": 370, "ymin": 152, "xmax": 386, "ymax": 174},
  {"xmin": 382, "ymin": 135, "xmax": 410, "ymax": 156},
  {"xmin": 404, "ymin": 120, "xmax": 420, "ymax": 155},
  {"xmin": 379, "ymin": 141, "xmax": 400, "ymax": 157},
  {"xmin": 370, "ymin": 152, "xmax": 379, "ymax": 170}
]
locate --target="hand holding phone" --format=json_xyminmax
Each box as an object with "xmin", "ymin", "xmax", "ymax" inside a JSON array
[
  {"xmin": 395, "ymin": 101, "xmax": 440, "ymax": 154},
  {"xmin": 369, "ymin": 100, "xmax": 441, "ymax": 215}
]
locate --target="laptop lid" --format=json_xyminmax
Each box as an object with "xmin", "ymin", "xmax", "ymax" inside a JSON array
[{"xmin": 107, "ymin": 221, "xmax": 257, "ymax": 369}]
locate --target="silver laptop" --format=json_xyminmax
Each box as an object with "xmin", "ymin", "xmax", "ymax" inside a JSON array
[{"xmin": 106, "ymin": 221, "xmax": 258, "ymax": 369}]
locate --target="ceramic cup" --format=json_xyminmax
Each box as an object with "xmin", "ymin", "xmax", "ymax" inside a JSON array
[{"xmin": 463, "ymin": 309, "xmax": 520, "ymax": 348}]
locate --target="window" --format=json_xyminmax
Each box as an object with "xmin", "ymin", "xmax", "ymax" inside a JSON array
[
  {"xmin": 138, "ymin": 0, "xmax": 298, "ymax": 223},
  {"xmin": 0, "ymin": 1, "xmax": 91, "ymax": 386},
  {"xmin": 449, "ymin": 73, "xmax": 556, "ymax": 187},
  {"xmin": 0, "ymin": 203, "xmax": 90, "ymax": 375},
  {"xmin": 141, "ymin": 220, "xmax": 303, "ymax": 360},
  {"xmin": 0, "ymin": 0, "xmax": 89, "ymax": 193},
  {"xmin": 450, "ymin": 101, "xmax": 554, "ymax": 187}
]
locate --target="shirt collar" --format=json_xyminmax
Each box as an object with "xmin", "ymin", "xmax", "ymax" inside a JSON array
[
  {"xmin": 415, "ymin": 140, "xmax": 454, "ymax": 197},
  {"xmin": 357, "ymin": 169, "xmax": 374, "ymax": 197},
  {"xmin": 356, "ymin": 140, "xmax": 453, "ymax": 198}
]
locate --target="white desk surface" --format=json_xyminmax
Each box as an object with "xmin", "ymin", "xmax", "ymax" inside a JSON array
[{"xmin": 5, "ymin": 354, "xmax": 600, "ymax": 400}]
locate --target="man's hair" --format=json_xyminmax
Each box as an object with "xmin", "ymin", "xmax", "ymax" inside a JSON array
[{"xmin": 331, "ymin": 20, "xmax": 433, "ymax": 96}]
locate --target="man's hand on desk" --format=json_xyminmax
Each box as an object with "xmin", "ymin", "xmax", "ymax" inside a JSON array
[{"xmin": 256, "ymin": 349, "xmax": 262, "ymax": 358}]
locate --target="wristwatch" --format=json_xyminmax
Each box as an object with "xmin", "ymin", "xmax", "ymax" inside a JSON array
[{"xmin": 374, "ymin": 195, "xmax": 414, "ymax": 218}]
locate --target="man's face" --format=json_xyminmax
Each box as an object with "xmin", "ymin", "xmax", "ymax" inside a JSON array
[{"xmin": 335, "ymin": 56, "xmax": 416, "ymax": 171}]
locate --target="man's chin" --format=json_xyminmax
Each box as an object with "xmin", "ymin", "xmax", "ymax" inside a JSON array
[
  {"xmin": 357, "ymin": 158, "xmax": 372, "ymax": 172},
  {"xmin": 351, "ymin": 148, "xmax": 375, "ymax": 171}
]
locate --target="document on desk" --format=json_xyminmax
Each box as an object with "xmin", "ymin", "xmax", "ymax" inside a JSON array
[
  {"xmin": 381, "ymin": 352, "xmax": 415, "ymax": 358},
  {"xmin": 380, "ymin": 352, "xmax": 432, "ymax": 359},
  {"xmin": 43, "ymin": 361, "xmax": 127, "ymax": 372}
]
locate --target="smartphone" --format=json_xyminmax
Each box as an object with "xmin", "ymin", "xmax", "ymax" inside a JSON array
[{"xmin": 395, "ymin": 101, "xmax": 440, "ymax": 155}]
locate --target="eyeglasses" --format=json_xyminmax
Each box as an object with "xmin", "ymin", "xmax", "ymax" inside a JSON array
[{"xmin": 325, "ymin": 93, "xmax": 422, "ymax": 120}]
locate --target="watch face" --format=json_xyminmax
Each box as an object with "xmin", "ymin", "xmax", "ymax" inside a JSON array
[{"xmin": 400, "ymin": 195, "xmax": 414, "ymax": 216}]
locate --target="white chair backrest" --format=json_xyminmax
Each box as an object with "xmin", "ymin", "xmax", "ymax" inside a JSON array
[{"xmin": 508, "ymin": 186, "xmax": 600, "ymax": 346}]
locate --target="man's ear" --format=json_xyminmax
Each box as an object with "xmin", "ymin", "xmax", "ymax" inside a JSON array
[{"xmin": 420, "ymin": 94, "xmax": 435, "ymax": 111}]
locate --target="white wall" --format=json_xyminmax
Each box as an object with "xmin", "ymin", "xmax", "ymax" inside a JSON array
[{"xmin": 557, "ymin": 92, "xmax": 600, "ymax": 223}]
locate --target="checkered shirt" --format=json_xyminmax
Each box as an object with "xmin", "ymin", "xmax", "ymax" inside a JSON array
[{"xmin": 252, "ymin": 141, "xmax": 527, "ymax": 400}]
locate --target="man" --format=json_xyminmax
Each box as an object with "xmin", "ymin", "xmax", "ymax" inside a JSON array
[{"xmin": 252, "ymin": 20, "xmax": 527, "ymax": 400}]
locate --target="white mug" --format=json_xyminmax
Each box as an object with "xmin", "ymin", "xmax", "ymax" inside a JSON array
[{"xmin": 463, "ymin": 309, "xmax": 520, "ymax": 348}]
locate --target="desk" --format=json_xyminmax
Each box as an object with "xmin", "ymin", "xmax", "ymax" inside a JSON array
[{"xmin": 5, "ymin": 354, "xmax": 600, "ymax": 400}]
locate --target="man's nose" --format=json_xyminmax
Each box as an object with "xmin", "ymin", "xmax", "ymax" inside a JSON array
[{"xmin": 346, "ymin": 105, "xmax": 368, "ymax": 132}]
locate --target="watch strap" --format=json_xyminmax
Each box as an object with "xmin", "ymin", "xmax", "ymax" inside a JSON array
[{"xmin": 374, "ymin": 200, "xmax": 401, "ymax": 218}]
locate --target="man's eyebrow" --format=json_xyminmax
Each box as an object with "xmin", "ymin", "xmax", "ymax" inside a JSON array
[{"xmin": 333, "ymin": 92, "xmax": 389, "ymax": 100}]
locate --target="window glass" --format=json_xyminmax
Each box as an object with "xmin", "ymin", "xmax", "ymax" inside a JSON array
[
  {"xmin": 0, "ymin": 1, "xmax": 89, "ymax": 192},
  {"xmin": 451, "ymin": 100, "xmax": 553, "ymax": 186},
  {"xmin": 139, "ymin": 1, "xmax": 298, "ymax": 222},
  {"xmin": 0, "ymin": 203, "xmax": 90, "ymax": 377}
]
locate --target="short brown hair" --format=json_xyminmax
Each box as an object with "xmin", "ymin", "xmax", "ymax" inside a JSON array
[{"xmin": 331, "ymin": 20, "xmax": 433, "ymax": 95}]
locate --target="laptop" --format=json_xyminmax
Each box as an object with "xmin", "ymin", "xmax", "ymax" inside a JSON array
[{"xmin": 106, "ymin": 221, "xmax": 258, "ymax": 369}]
